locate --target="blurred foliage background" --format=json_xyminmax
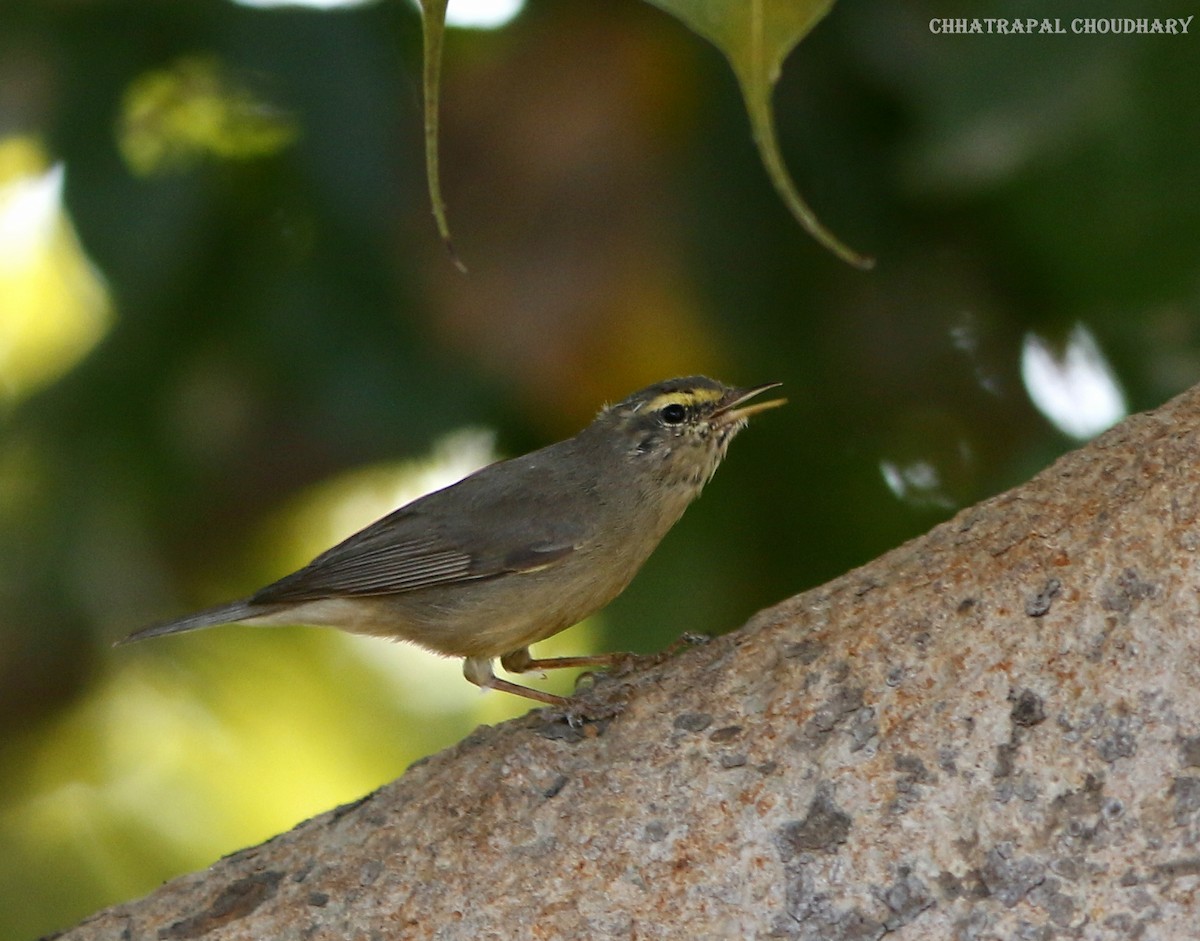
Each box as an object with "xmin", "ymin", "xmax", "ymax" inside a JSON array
[{"xmin": 0, "ymin": 0, "xmax": 1197, "ymax": 935}]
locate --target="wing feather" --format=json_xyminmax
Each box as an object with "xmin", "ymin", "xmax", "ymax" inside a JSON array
[{"xmin": 251, "ymin": 449, "xmax": 589, "ymax": 604}]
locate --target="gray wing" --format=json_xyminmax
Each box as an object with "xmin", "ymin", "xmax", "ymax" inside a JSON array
[{"xmin": 250, "ymin": 449, "xmax": 587, "ymax": 605}]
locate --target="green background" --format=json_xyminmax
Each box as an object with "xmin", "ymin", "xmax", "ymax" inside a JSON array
[{"xmin": 1, "ymin": 0, "xmax": 1197, "ymax": 936}]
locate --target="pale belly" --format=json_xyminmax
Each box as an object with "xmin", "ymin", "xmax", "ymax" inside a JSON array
[{"xmin": 246, "ymin": 552, "xmax": 641, "ymax": 660}]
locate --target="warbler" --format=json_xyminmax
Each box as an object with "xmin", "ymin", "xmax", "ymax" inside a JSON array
[{"xmin": 118, "ymin": 377, "xmax": 784, "ymax": 705}]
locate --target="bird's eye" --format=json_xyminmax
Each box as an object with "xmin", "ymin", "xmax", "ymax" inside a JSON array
[{"xmin": 661, "ymin": 403, "xmax": 687, "ymax": 424}]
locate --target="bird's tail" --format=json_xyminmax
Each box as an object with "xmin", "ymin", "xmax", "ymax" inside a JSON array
[{"xmin": 115, "ymin": 599, "xmax": 260, "ymax": 646}]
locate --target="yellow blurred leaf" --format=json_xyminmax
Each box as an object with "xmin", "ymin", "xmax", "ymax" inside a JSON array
[
  {"xmin": 644, "ymin": 0, "xmax": 873, "ymax": 268},
  {"xmin": 0, "ymin": 137, "xmax": 112, "ymax": 403},
  {"xmin": 118, "ymin": 55, "xmax": 297, "ymax": 175}
]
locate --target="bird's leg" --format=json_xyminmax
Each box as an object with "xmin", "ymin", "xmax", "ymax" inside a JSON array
[
  {"xmin": 500, "ymin": 647, "xmax": 632, "ymax": 674},
  {"xmin": 499, "ymin": 647, "xmax": 633, "ymax": 725},
  {"xmin": 462, "ymin": 656, "xmax": 569, "ymax": 707}
]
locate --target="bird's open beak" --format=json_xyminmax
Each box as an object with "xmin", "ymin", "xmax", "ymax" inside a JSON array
[{"xmin": 715, "ymin": 382, "xmax": 787, "ymax": 422}]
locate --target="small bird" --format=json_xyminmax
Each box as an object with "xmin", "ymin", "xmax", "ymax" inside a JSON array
[{"xmin": 118, "ymin": 377, "xmax": 784, "ymax": 706}]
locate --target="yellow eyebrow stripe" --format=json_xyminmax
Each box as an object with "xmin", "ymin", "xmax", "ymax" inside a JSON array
[{"xmin": 644, "ymin": 388, "xmax": 724, "ymax": 411}]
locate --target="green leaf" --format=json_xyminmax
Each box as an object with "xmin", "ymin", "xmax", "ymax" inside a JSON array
[
  {"xmin": 417, "ymin": 0, "xmax": 466, "ymax": 272},
  {"xmin": 645, "ymin": 0, "xmax": 873, "ymax": 269}
]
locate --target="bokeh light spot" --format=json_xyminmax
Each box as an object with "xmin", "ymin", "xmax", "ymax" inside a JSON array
[
  {"xmin": 1021, "ymin": 324, "xmax": 1127, "ymax": 440},
  {"xmin": 229, "ymin": 0, "xmax": 526, "ymax": 29}
]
